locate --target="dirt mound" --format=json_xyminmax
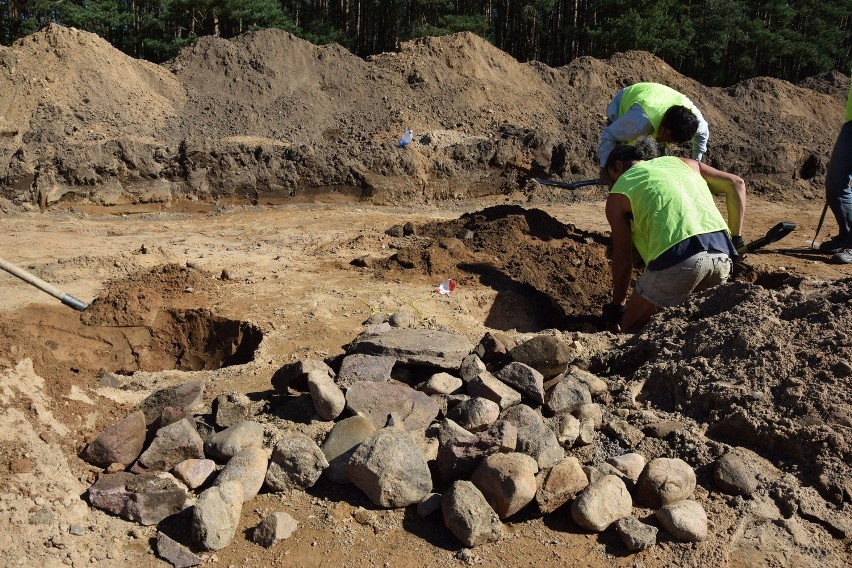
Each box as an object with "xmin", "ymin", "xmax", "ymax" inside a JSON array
[
  {"xmin": 601, "ymin": 279, "xmax": 852, "ymax": 504},
  {"xmin": 0, "ymin": 25, "xmax": 847, "ymax": 208}
]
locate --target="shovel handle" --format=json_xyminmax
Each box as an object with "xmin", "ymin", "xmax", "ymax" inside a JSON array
[{"xmin": 0, "ymin": 256, "xmax": 89, "ymax": 311}]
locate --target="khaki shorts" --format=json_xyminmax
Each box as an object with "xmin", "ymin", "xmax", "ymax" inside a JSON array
[{"xmin": 635, "ymin": 251, "xmax": 732, "ymax": 308}]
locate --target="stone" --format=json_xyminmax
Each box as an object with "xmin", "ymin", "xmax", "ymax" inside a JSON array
[
  {"xmin": 656, "ymin": 500, "xmax": 708, "ymax": 542},
  {"xmin": 137, "ymin": 418, "xmax": 205, "ymax": 472},
  {"xmin": 213, "ymin": 446, "xmax": 268, "ymax": 503},
  {"xmin": 458, "ymin": 354, "xmax": 487, "ymax": 382},
  {"xmin": 474, "ymin": 331, "xmax": 509, "ymax": 364},
  {"xmin": 87, "ymin": 472, "xmax": 187, "ymax": 526},
  {"xmin": 213, "ymin": 392, "xmax": 254, "ymax": 428},
  {"xmin": 495, "ymin": 362, "xmax": 545, "ymax": 404},
  {"xmin": 615, "ymin": 516, "xmax": 658, "ymax": 551},
  {"xmin": 139, "ymin": 381, "xmax": 205, "ymax": 426},
  {"xmin": 574, "ymin": 403, "xmax": 603, "ymax": 429},
  {"xmin": 442, "ymin": 480, "xmax": 502, "ymax": 547},
  {"xmin": 345, "ymin": 381, "xmax": 439, "ymax": 432},
  {"xmin": 271, "ymin": 358, "xmax": 334, "ymax": 393},
  {"xmin": 417, "ymin": 493, "xmax": 442, "ymax": 517},
  {"xmin": 564, "ymin": 366, "xmax": 608, "ymax": 396},
  {"xmin": 471, "ymin": 452, "xmax": 538, "ymax": 519},
  {"xmin": 321, "ymin": 415, "xmax": 377, "ymax": 484},
  {"xmin": 419, "ymin": 372, "xmax": 463, "ymax": 395},
  {"xmin": 550, "ymin": 413, "xmax": 580, "ymax": 448},
  {"xmin": 336, "ymin": 354, "xmax": 396, "ymax": 390},
  {"xmin": 172, "ymin": 458, "xmax": 216, "ymax": 489},
  {"xmin": 446, "ymin": 397, "xmax": 500, "ymax": 432},
  {"xmin": 83, "ymin": 410, "xmax": 147, "ymax": 467},
  {"xmin": 265, "ymin": 434, "xmax": 328, "ymax": 491},
  {"xmin": 308, "ymin": 369, "xmax": 346, "ymax": 420},
  {"xmin": 389, "ymin": 310, "xmax": 415, "ymax": 328},
  {"xmin": 603, "ymin": 415, "xmax": 645, "ymax": 448},
  {"xmin": 156, "ymin": 532, "xmax": 204, "ymax": 567},
  {"xmin": 535, "ymin": 456, "xmax": 588, "ymax": 514},
  {"xmin": 515, "ymin": 422, "xmax": 564, "ymax": 469},
  {"xmin": 635, "ymin": 458, "xmax": 696, "ymax": 509},
  {"xmin": 545, "ymin": 379, "xmax": 591, "ymax": 416},
  {"xmin": 204, "ymin": 420, "xmax": 264, "ymax": 461},
  {"xmin": 606, "ymin": 453, "xmax": 646, "ymax": 483},
  {"xmin": 348, "ymin": 428, "xmax": 432, "ymax": 508},
  {"xmin": 251, "ymin": 511, "xmax": 298, "ymax": 548},
  {"xmin": 571, "ymin": 474, "xmax": 632, "ymax": 532},
  {"xmin": 348, "ymin": 328, "xmax": 474, "ymax": 369},
  {"xmin": 499, "ymin": 404, "xmax": 543, "ymax": 428},
  {"xmin": 714, "ymin": 451, "xmax": 759, "ymax": 496},
  {"xmin": 466, "ymin": 370, "xmax": 522, "ymax": 410},
  {"xmin": 192, "ymin": 481, "xmax": 243, "ymax": 551},
  {"xmin": 510, "ymin": 335, "xmax": 573, "ymax": 378}
]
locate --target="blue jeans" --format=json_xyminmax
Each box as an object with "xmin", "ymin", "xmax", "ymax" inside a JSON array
[{"xmin": 825, "ymin": 121, "xmax": 852, "ymax": 241}]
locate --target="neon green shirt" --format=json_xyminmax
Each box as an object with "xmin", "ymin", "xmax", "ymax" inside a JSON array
[
  {"xmin": 617, "ymin": 83, "xmax": 695, "ymax": 135},
  {"xmin": 610, "ymin": 156, "xmax": 730, "ymax": 264}
]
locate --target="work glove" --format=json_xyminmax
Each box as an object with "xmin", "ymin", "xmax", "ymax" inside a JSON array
[
  {"xmin": 601, "ymin": 302, "xmax": 625, "ymax": 325},
  {"xmin": 731, "ymin": 235, "xmax": 746, "ymax": 251}
]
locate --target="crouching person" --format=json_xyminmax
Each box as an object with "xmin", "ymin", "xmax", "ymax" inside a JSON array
[{"xmin": 602, "ymin": 139, "xmax": 741, "ymax": 333}]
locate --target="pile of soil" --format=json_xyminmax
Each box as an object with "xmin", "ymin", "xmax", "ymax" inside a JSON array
[{"xmin": 0, "ymin": 25, "xmax": 847, "ymax": 208}]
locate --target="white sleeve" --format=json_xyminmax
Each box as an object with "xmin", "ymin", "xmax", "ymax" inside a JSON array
[
  {"xmin": 691, "ymin": 107, "xmax": 709, "ymax": 161},
  {"xmin": 597, "ymin": 104, "xmax": 653, "ymax": 167}
]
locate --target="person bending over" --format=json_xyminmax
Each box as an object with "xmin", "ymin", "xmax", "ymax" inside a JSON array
[
  {"xmin": 820, "ymin": 71, "xmax": 852, "ymax": 264},
  {"xmin": 602, "ymin": 139, "xmax": 743, "ymax": 333}
]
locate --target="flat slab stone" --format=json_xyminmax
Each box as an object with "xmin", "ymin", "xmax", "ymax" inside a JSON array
[{"xmin": 349, "ymin": 328, "xmax": 473, "ymax": 369}]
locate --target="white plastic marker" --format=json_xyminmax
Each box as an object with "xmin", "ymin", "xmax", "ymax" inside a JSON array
[
  {"xmin": 437, "ymin": 278, "xmax": 456, "ymax": 296},
  {"xmin": 398, "ymin": 129, "xmax": 414, "ymax": 148}
]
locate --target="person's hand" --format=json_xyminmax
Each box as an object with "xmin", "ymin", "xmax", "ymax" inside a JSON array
[
  {"xmin": 731, "ymin": 235, "xmax": 746, "ymax": 251},
  {"xmin": 601, "ymin": 302, "xmax": 625, "ymax": 324}
]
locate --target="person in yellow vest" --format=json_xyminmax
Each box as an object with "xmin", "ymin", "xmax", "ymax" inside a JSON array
[
  {"xmin": 602, "ymin": 138, "xmax": 743, "ymax": 332},
  {"xmin": 598, "ymin": 82, "xmax": 709, "ymax": 179},
  {"xmin": 820, "ymin": 73, "xmax": 852, "ymax": 263}
]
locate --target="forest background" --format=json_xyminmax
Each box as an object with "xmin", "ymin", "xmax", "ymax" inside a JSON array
[{"xmin": 0, "ymin": 0, "xmax": 849, "ymax": 87}]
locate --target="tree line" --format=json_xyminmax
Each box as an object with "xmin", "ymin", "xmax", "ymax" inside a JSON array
[{"xmin": 1, "ymin": 0, "xmax": 849, "ymax": 86}]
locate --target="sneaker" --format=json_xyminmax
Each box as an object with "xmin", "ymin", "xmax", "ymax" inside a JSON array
[
  {"xmin": 819, "ymin": 235, "xmax": 852, "ymax": 254},
  {"xmin": 831, "ymin": 248, "xmax": 852, "ymax": 264}
]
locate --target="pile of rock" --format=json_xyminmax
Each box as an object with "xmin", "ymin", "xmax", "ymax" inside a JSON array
[{"xmin": 81, "ymin": 316, "xmax": 724, "ymax": 563}]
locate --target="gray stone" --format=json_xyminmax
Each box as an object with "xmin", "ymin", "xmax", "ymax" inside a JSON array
[
  {"xmin": 515, "ymin": 422, "xmax": 564, "ymax": 469},
  {"xmin": 635, "ymin": 458, "xmax": 696, "ymax": 509},
  {"xmin": 615, "ymin": 516, "xmax": 658, "ymax": 551},
  {"xmin": 574, "ymin": 403, "xmax": 603, "ymax": 429},
  {"xmin": 607, "ymin": 453, "xmax": 646, "ymax": 483},
  {"xmin": 213, "ymin": 392, "xmax": 254, "ymax": 428},
  {"xmin": 550, "ymin": 413, "xmax": 580, "ymax": 448},
  {"xmin": 348, "ymin": 428, "xmax": 432, "ymax": 508},
  {"xmin": 266, "ymin": 434, "xmax": 328, "ymax": 492},
  {"xmin": 156, "ymin": 532, "xmax": 204, "ymax": 567},
  {"xmin": 467, "ymin": 371, "xmax": 522, "ymax": 410},
  {"xmin": 87, "ymin": 471, "xmax": 188, "ymax": 525},
  {"xmin": 656, "ymin": 500, "xmax": 708, "ymax": 542},
  {"xmin": 545, "ymin": 379, "xmax": 591, "ymax": 416},
  {"xmin": 603, "ymin": 415, "xmax": 645, "ymax": 448},
  {"xmin": 714, "ymin": 451, "xmax": 759, "ymax": 496},
  {"xmin": 576, "ymin": 418, "xmax": 596, "ymax": 445},
  {"xmin": 251, "ymin": 511, "xmax": 298, "ymax": 548},
  {"xmin": 348, "ymin": 328, "xmax": 474, "ymax": 369},
  {"xmin": 471, "ymin": 452, "xmax": 538, "ymax": 519},
  {"xmin": 272, "ymin": 358, "xmax": 333, "ymax": 393},
  {"xmin": 308, "ymin": 369, "xmax": 346, "ymax": 420},
  {"xmin": 417, "ymin": 493, "xmax": 442, "ymax": 517},
  {"xmin": 446, "ymin": 397, "xmax": 500, "ymax": 432},
  {"xmin": 495, "ymin": 362, "xmax": 545, "ymax": 404},
  {"xmin": 213, "ymin": 446, "xmax": 268, "ymax": 502},
  {"xmin": 571, "ymin": 474, "xmax": 632, "ymax": 532},
  {"xmin": 140, "ymin": 381, "xmax": 205, "ymax": 426},
  {"xmin": 345, "ymin": 381, "xmax": 439, "ymax": 432},
  {"xmin": 510, "ymin": 335, "xmax": 572, "ymax": 378},
  {"xmin": 138, "ymin": 418, "xmax": 205, "ymax": 472},
  {"xmin": 442, "ymin": 480, "xmax": 502, "ymax": 547},
  {"xmin": 389, "ymin": 310, "xmax": 415, "ymax": 328},
  {"xmin": 474, "ymin": 331, "xmax": 509, "ymax": 364},
  {"xmin": 458, "ymin": 354, "xmax": 487, "ymax": 383},
  {"xmin": 336, "ymin": 354, "xmax": 396, "ymax": 390},
  {"xmin": 564, "ymin": 366, "xmax": 608, "ymax": 397},
  {"xmin": 192, "ymin": 481, "xmax": 243, "ymax": 551},
  {"xmin": 204, "ymin": 420, "xmax": 265, "ymax": 461},
  {"xmin": 535, "ymin": 456, "xmax": 588, "ymax": 514},
  {"xmin": 643, "ymin": 420, "xmax": 686, "ymax": 439},
  {"xmin": 321, "ymin": 415, "xmax": 376, "ymax": 484},
  {"xmin": 172, "ymin": 458, "xmax": 216, "ymax": 489},
  {"xmin": 419, "ymin": 372, "xmax": 463, "ymax": 395},
  {"xmin": 83, "ymin": 410, "xmax": 147, "ymax": 467},
  {"xmin": 499, "ymin": 404, "xmax": 543, "ymax": 428}
]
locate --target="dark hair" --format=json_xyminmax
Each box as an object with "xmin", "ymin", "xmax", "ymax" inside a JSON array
[
  {"xmin": 659, "ymin": 105, "xmax": 699, "ymax": 143},
  {"xmin": 605, "ymin": 136, "xmax": 659, "ymax": 170}
]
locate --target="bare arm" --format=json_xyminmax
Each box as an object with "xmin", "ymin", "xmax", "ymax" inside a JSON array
[
  {"xmin": 680, "ymin": 158, "xmax": 746, "ymax": 237},
  {"xmin": 605, "ymin": 193, "xmax": 634, "ymax": 306}
]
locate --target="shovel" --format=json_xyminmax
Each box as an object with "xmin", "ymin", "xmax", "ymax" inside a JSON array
[
  {"xmin": 531, "ymin": 178, "xmax": 600, "ymax": 189},
  {"xmin": 0, "ymin": 256, "xmax": 89, "ymax": 311},
  {"xmin": 737, "ymin": 222, "xmax": 796, "ymax": 254}
]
